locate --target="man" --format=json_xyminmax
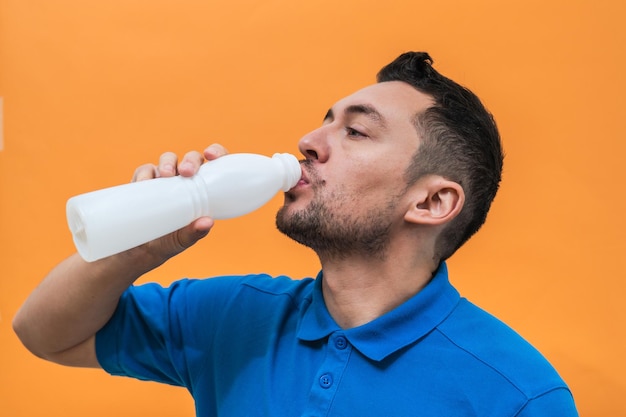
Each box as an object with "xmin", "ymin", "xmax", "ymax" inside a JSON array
[{"xmin": 14, "ymin": 52, "xmax": 578, "ymax": 416}]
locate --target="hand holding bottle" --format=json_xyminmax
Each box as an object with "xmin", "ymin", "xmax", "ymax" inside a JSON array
[
  {"xmin": 123, "ymin": 144, "xmax": 230, "ymax": 262},
  {"xmin": 66, "ymin": 144, "xmax": 301, "ymax": 262}
]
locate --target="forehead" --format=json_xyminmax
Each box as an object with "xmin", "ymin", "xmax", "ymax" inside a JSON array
[{"xmin": 333, "ymin": 81, "xmax": 434, "ymax": 121}]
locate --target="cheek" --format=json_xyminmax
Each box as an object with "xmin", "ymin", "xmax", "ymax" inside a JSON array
[
  {"xmin": 324, "ymin": 154, "xmax": 410, "ymax": 199},
  {"xmin": 326, "ymin": 175, "xmax": 400, "ymax": 211},
  {"xmin": 354, "ymin": 166, "xmax": 407, "ymax": 196}
]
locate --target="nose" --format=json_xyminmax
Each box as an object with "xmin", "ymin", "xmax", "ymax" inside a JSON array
[{"xmin": 298, "ymin": 126, "xmax": 330, "ymax": 163}]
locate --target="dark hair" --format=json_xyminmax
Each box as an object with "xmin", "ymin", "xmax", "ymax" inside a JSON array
[{"xmin": 377, "ymin": 52, "xmax": 504, "ymax": 261}]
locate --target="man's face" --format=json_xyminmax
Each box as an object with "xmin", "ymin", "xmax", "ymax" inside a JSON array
[{"xmin": 276, "ymin": 81, "xmax": 433, "ymax": 259}]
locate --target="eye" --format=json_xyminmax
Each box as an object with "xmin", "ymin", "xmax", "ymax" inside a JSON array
[{"xmin": 346, "ymin": 127, "xmax": 367, "ymax": 138}]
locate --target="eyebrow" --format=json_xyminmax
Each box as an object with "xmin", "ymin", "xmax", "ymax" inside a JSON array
[{"xmin": 323, "ymin": 104, "xmax": 387, "ymax": 129}]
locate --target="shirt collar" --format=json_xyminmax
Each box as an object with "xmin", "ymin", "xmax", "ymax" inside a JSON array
[{"xmin": 296, "ymin": 262, "xmax": 460, "ymax": 362}]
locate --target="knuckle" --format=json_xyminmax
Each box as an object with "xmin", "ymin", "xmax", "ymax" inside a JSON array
[{"xmin": 132, "ymin": 164, "xmax": 158, "ymax": 182}]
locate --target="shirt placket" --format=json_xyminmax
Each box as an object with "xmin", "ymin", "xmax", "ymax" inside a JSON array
[{"xmin": 301, "ymin": 331, "xmax": 352, "ymax": 417}]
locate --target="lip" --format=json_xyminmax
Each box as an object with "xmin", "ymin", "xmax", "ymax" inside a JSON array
[
  {"xmin": 297, "ymin": 165, "xmax": 310, "ymax": 186},
  {"xmin": 290, "ymin": 164, "xmax": 310, "ymax": 191}
]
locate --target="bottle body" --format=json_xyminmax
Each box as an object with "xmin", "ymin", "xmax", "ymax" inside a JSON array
[{"xmin": 66, "ymin": 153, "xmax": 301, "ymax": 262}]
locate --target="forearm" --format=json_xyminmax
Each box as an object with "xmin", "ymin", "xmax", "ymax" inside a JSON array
[
  {"xmin": 13, "ymin": 249, "xmax": 164, "ymax": 363},
  {"xmin": 14, "ymin": 145, "xmax": 223, "ymax": 366}
]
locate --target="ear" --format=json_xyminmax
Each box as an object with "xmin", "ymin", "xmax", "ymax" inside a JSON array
[{"xmin": 404, "ymin": 176, "xmax": 465, "ymax": 226}]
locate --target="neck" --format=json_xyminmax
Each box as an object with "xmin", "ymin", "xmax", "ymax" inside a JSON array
[{"xmin": 317, "ymin": 244, "xmax": 438, "ymax": 329}]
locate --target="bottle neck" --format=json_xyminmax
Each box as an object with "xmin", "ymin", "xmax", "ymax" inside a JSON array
[{"xmin": 272, "ymin": 153, "xmax": 302, "ymax": 191}]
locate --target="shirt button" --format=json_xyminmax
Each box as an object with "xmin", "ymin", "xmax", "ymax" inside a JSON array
[
  {"xmin": 319, "ymin": 373, "xmax": 333, "ymax": 389},
  {"xmin": 334, "ymin": 336, "xmax": 348, "ymax": 350}
]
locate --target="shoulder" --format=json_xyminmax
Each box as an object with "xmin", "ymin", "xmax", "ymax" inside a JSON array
[
  {"xmin": 131, "ymin": 273, "xmax": 313, "ymax": 294},
  {"xmin": 126, "ymin": 274, "xmax": 316, "ymax": 315},
  {"xmin": 436, "ymin": 298, "xmax": 570, "ymax": 398},
  {"xmin": 180, "ymin": 273, "xmax": 315, "ymax": 301}
]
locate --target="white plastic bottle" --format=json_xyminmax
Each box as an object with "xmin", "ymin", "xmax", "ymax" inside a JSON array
[{"xmin": 66, "ymin": 152, "xmax": 301, "ymax": 262}]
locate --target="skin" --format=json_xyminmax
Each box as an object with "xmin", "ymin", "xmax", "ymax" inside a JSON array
[{"xmin": 12, "ymin": 81, "xmax": 464, "ymax": 368}]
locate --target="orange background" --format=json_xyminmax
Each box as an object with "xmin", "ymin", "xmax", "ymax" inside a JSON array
[{"xmin": 1, "ymin": 1, "xmax": 625, "ymax": 415}]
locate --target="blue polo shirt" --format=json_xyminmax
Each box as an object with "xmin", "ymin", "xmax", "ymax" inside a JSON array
[{"xmin": 96, "ymin": 263, "xmax": 578, "ymax": 416}]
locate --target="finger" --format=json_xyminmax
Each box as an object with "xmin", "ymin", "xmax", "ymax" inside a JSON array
[
  {"xmin": 204, "ymin": 143, "xmax": 229, "ymax": 161},
  {"xmin": 177, "ymin": 150, "xmax": 205, "ymax": 177},
  {"xmin": 132, "ymin": 163, "xmax": 159, "ymax": 182},
  {"xmin": 158, "ymin": 152, "xmax": 179, "ymax": 178}
]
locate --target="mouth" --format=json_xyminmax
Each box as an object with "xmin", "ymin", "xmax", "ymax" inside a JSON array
[
  {"xmin": 285, "ymin": 163, "xmax": 311, "ymax": 201},
  {"xmin": 297, "ymin": 176, "xmax": 309, "ymax": 187},
  {"xmin": 296, "ymin": 163, "xmax": 311, "ymax": 187}
]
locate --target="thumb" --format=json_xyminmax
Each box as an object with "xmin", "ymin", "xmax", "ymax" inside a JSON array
[{"xmin": 175, "ymin": 217, "xmax": 214, "ymax": 250}]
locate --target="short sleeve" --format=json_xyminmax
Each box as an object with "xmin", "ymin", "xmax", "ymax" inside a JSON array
[
  {"xmin": 515, "ymin": 388, "xmax": 579, "ymax": 417},
  {"xmin": 95, "ymin": 276, "xmax": 245, "ymax": 387}
]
